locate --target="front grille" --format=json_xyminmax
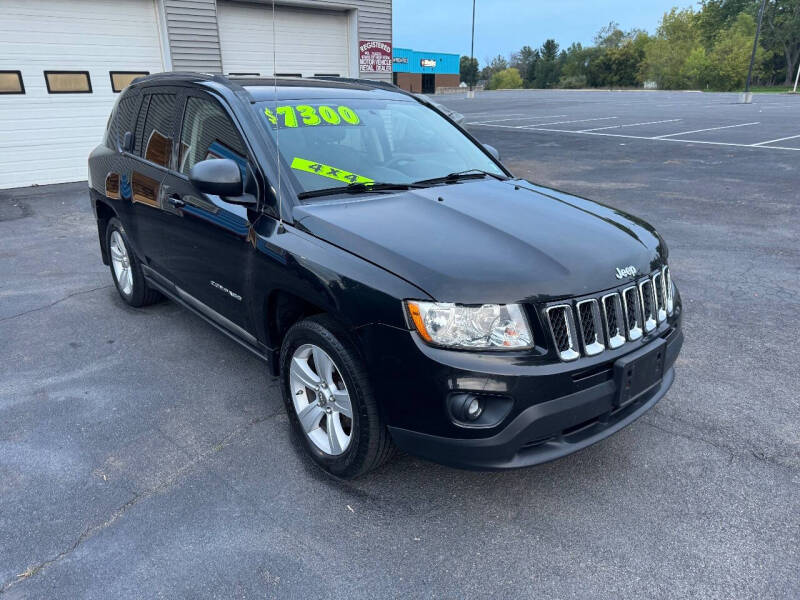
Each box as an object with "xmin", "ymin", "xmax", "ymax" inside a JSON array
[
  {"xmin": 544, "ymin": 268, "xmax": 671, "ymax": 362},
  {"xmin": 545, "ymin": 305, "xmax": 580, "ymax": 361}
]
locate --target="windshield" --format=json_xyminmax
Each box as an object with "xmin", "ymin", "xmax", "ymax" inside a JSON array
[{"xmin": 254, "ymin": 98, "xmax": 505, "ymax": 199}]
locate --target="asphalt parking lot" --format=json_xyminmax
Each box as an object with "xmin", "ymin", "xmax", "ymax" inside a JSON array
[{"xmin": 1, "ymin": 89, "xmax": 799, "ymax": 599}]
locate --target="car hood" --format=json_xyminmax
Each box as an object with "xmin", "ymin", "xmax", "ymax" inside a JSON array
[{"xmin": 293, "ymin": 179, "xmax": 666, "ymax": 304}]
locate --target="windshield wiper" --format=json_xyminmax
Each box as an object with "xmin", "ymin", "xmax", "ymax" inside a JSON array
[
  {"xmin": 413, "ymin": 169, "xmax": 509, "ymax": 187},
  {"xmin": 297, "ymin": 181, "xmax": 424, "ymax": 200}
]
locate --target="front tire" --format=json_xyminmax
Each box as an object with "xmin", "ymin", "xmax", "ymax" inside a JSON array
[
  {"xmin": 105, "ymin": 218, "xmax": 161, "ymax": 307},
  {"xmin": 280, "ymin": 315, "xmax": 394, "ymax": 479}
]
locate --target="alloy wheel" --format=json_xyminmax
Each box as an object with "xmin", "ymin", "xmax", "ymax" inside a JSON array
[
  {"xmin": 289, "ymin": 343, "xmax": 353, "ymax": 455},
  {"xmin": 110, "ymin": 230, "xmax": 133, "ymax": 296}
]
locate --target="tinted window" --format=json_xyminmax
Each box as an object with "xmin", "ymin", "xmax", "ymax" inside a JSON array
[
  {"xmin": 179, "ymin": 96, "xmax": 248, "ymax": 176},
  {"xmin": 107, "ymin": 94, "xmax": 141, "ymax": 149},
  {"xmin": 138, "ymin": 93, "xmax": 177, "ymax": 167}
]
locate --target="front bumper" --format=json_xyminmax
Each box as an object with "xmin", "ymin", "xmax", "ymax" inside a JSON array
[{"xmin": 358, "ymin": 314, "xmax": 683, "ymax": 470}]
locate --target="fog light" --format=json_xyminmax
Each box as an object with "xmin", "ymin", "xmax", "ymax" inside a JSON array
[{"xmin": 466, "ymin": 397, "xmax": 483, "ymax": 420}]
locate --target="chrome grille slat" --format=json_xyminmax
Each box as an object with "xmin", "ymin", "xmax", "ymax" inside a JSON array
[
  {"xmin": 639, "ymin": 279, "xmax": 657, "ymax": 332},
  {"xmin": 622, "ymin": 285, "xmax": 643, "ymax": 341},
  {"xmin": 601, "ymin": 293, "xmax": 626, "ymax": 349},
  {"xmin": 663, "ymin": 266, "xmax": 674, "ymax": 315},
  {"xmin": 653, "ymin": 271, "xmax": 667, "ymax": 323},
  {"xmin": 545, "ymin": 305, "xmax": 580, "ymax": 362},
  {"xmin": 576, "ymin": 299, "xmax": 605, "ymax": 356}
]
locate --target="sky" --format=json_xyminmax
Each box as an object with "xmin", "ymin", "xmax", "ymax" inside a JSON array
[{"xmin": 392, "ymin": 0, "xmax": 697, "ymax": 64}]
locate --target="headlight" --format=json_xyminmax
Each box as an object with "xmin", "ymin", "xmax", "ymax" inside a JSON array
[{"xmin": 405, "ymin": 301, "xmax": 533, "ymax": 350}]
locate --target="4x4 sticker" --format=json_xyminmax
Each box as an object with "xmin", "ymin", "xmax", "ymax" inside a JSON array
[
  {"xmin": 291, "ymin": 157, "xmax": 373, "ymax": 185},
  {"xmin": 264, "ymin": 104, "xmax": 361, "ymax": 128}
]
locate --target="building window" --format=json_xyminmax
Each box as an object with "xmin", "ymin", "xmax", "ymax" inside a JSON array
[
  {"xmin": 275, "ymin": 73, "xmax": 302, "ymax": 78},
  {"xmin": 314, "ymin": 74, "xmax": 340, "ymax": 77},
  {"xmin": 110, "ymin": 71, "xmax": 149, "ymax": 93},
  {"xmin": 44, "ymin": 71, "xmax": 92, "ymax": 93},
  {"xmin": 228, "ymin": 73, "xmax": 260, "ymax": 77},
  {"xmin": 0, "ymin": 71, "xmax": 25, "ymax": 94}
]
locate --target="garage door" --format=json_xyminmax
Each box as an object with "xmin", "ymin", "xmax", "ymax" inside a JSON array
[
  {"xmin": 218, "ymin": 2, "xmax": 350, "ymax": 78},
  {"xmin": 0, "ymin": 0, "xmax": 165, "ymax": 189}
]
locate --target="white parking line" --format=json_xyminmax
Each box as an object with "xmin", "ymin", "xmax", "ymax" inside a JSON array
[
  {"xmin": 579, "ymin": 119, "xmax": 682, "ymax": 132},
  {"xmin": 511, "ymin": 126, "xmax": 800, "ymax": 151},
  {"xmin": 751, "ymin": 134, "xmax": 800, "ymax": 146},
  {"xmin": 520, "ymin": 116, "xmax": 618, "ymax": 127},
  {"xmin": 469, "ymin": 114, "xmax": 567, "ymax": 124},
  {"xmin": 652, "ymin": 122, "xmax": 759, "ymax": 139}
]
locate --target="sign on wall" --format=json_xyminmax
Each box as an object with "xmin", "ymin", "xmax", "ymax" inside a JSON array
[
  {"xmin": 359, "ymin": 40, "xmax": 392, "ymax": 73},
  {"xmin": 420, "ymin": 58, "xmax": 437, "ymax": 68}
]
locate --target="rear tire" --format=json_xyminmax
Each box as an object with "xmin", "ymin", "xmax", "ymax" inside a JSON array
[
  {"xmin": 105, "ymin": 218, "xmax": 161, "ymax": 307},
  {"xmin": 280, "ymin": 315, "xmax": 395, "ymax": 479}
]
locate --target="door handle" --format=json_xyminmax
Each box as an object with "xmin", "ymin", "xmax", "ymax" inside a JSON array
[{"xmin": 167, "ymin": 194, "xmax": 185, "ymax": 208}]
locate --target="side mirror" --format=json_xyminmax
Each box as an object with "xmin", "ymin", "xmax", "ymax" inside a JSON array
[
  {"xmin": 189, "ymin": 158, "xmax": 245, "ymax": 198},
  {"xmin": 122, "ymin": 131, "xmax": 134, "ymax": 153},
  {"xmin": 483, "ymin": 144, "xmax": 500, "ymax": 161}
]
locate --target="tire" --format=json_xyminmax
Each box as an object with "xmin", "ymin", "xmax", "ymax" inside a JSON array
[
  {"xmin": 105, "ymin": 218, "xmax": 161, "ymax": 307},
  {"xmin": 280, "ymin": 315, "xmax": 395, "ymax": 479}
]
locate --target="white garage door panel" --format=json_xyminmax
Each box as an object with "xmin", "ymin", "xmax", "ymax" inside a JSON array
[
  {"xmin": 218, "ymin": 2, "xmax": 349, "ymax": 78},
  {"xmin": 0, "ymin": 0, "xmax": 165, "ymax": 189}
]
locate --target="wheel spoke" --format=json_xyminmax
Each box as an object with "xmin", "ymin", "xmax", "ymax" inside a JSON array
[
  {"xmin": 297, "ymin": 402, "xmax": 324, "ymax": 433},
  {"xmin": 110, "ymin": 244, "xmax": 124, "ymax": 260},
  {"xmin": 125, "ymin": 268, "xmax": 133, "ymax": 292},
  {"xmin": 331, "ymin": 388, "xmax": 352, "ymax": 418},
  {"xmin": 327, "ymin": 412, "xmax": 346, "ymax": 454},
  {"xmin": 312, "ymin": 346, "xmax": 334, "ymax": 386},
  {"xmin": 291, "ymin": 356, "xmax": 320, "ymax": 390}
]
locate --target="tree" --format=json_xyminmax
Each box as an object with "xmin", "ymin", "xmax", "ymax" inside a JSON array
[
  {"xmin": 480, "ymin": 55, "xmax": 508, "ymax": 82},
  {"xmin": 640, "ymin": 8, "xmax": 704, "ymax": 89},
  {"xmin": 532, "ymin": 39, "xmax": 562, "ymax": 88},
  {"xmin": 488, "ymin": 68, "xmax": 523, "ymax": 90},
  {"xmin": 510, "ymin": 45, "xmax": 539, "ymax": 86},
  {"xmin": 696, "ymin": 0, "xmax": 757, "ymax": 48},
  {"xmin": 459, "ymin": 56, "xmax": 479, "ymax": 87},
  {"xmin": 762, "ymin": 0, "xmax": 800, "ymax": 85},
  {"xmin": 707, "ymin": 12, "xmax": 765, "ymax": 90}
]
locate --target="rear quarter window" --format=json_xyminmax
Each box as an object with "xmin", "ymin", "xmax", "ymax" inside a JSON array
[{"xmin": 106, "ymin": 94, "xmax": 141, "ymax": 150}]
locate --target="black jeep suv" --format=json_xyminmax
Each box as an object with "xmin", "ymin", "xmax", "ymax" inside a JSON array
[{"xmin": 89, "ymin": 73, "xmax": 683, "ymax": 478}]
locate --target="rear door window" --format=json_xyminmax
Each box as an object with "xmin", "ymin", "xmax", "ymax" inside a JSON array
[{"xmin": 137, "ymin": 93, "xmax": 177, "ymax": 168}]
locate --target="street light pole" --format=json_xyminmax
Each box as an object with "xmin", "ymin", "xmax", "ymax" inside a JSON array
[
  {"xmin": 794, "ymin": 60, "xmax": 800, "ymax": 94},
  {"xmin": 743, "ymin": 0, "xmax": 768, "ymax": 102},
  {"xmin": 468, "ymin": 0, "xmax": 476, "ymax": 96}
]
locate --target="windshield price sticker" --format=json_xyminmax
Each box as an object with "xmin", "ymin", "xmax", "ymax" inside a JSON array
[
  {"xmin": 264, "ymin": 105, "xmax": 361, "ymax": 129},
  {"xmin": 291, "ymin": 157, "xmax": 373, "ymax": 185}
]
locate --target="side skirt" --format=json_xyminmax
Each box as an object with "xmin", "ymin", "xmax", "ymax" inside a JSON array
[{"xmin": 142, "ymin": 265, "xmax": 278, "ymax": 373}]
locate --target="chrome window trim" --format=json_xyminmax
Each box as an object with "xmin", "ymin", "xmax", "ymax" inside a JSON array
[
  {"xmin": 545, "ymin": 304, "xmax": 580, "ymax": 362},
  {"xmin": 601, "ymin": 292, "xmax": 626, "ymax": 349},
  {"xmin": 576, "ymin": 299, "xmax": 605, "ymax": 356}
]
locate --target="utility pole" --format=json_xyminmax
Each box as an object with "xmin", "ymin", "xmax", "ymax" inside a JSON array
[
  {"xmin": 468, "ymin": 0, "xmax": 476, "ymax": 98},
  {"xmin": 742, "ymin": 0, "xmax": 767, "ymax": 103}
]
